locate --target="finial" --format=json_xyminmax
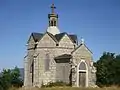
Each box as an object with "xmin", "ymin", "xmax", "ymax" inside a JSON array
[
  {"xmin": 81, "ymin": 37, "xmax": 85, "ymax": 44},
  {"xmin": 51, "ymin": 3, "xmax": 56, "ymax": 14}
]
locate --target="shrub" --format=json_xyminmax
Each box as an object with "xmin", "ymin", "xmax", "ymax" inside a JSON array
[{"xmin": 41, "ymin": 81, "xmax": 70, "ymax": 88}]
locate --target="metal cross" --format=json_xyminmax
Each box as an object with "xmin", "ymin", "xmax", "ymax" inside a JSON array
[{"xmin": 51, "ymin": 4, "xmax": 56, "ymax": 13}]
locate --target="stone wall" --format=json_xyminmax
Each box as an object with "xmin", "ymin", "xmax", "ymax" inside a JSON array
[
  {"xmin": 59, "ymin": 34, "xmax": 75, "ymax": 48},
  {"xmin": 56, "ymin": 63, "xmax": 71, "ymax": 83},
  {"xmin": 32, "ymin": 33, "xmax": 76, "ymax": 87},
  {"xmin": 24, "ymin": 35, "xmax": 36, "ymax": 86},
  {"xmin": 24, "ymin": 32, "xmax": 96, "ymax": 88},
  {"xmin": 33, "ymin": 47, "xmax": 74, "ymax": 87}
]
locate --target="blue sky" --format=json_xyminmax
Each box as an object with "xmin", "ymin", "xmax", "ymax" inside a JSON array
[{"xmin": 0, "ymin": 0, "xmax": 120, "ymax": 70}]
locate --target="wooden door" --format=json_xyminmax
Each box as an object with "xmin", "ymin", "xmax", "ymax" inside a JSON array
[{"xmin": 79, "ymin": 72, "xmax": 86, "ymax": 87}]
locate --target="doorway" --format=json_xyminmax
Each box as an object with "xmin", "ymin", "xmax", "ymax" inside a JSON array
[
  {"xmin": 77, "ymin": 60, "xmax": 88, "ymax": 87},
  {"xmin": 79, "ymin": 72, "xmax": 86, "ymax": 87}
]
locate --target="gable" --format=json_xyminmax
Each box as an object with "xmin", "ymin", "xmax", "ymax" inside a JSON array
[
  {"xmin": 37, "ymin": 32, "xmax": 56, "ymax": 47},
  {"xmin": 59, "ymin": 34, "xmax": 74, "ymax": 48},
  {"xmin": 72, "ymin": 44, "xmax": 92, "ymax": 60},
  {"xmin": 27, "ymin": 33, "xmax": 43, "ymax": 44},
  {"xmin": 27, "ymin": 35, "xmax": 35, "ymax": 49},
  {"xmin": 55, "ymin": 32, "xmax": 78, "ymax": 44},
  {"xmin": 27, "ymin": 34, "xmax": 34, "ymax": 44}
]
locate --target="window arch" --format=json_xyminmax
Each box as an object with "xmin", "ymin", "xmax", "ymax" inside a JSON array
[
  {"xmin": 30, "ymin": 61, "xmax": 34, "ymax": 83},
  {"xmin": 79, "ymin": 62, "xmax": 86, "ymax": 70}
]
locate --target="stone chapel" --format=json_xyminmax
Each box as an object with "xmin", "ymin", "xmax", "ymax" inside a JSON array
[{"xmin": 24, "ymin": 4, "xmax": 96, "ymax": 88}]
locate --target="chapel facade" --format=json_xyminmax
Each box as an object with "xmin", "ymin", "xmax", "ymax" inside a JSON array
[{"xmin": 24, "ymin": 4, "xmax": 96, "ymax": 88}]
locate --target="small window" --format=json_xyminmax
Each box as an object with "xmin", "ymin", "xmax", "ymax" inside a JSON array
[
  {"xmin": 54, "ymin": 21, "xmax": 56, "ymax": 26},
  {"xmin": 50, "ymin": 20, "xmax": 57, "ymax": 26},
  {"xmin": 30, "ymin": 61, "xmax": 34, "ymax": 83},
  {"xmin": 51, "ymin": 21, "xmax": 54, "ymax": 26},
  {"xmin": 30, "ymin": 62, "xmax": 34, "ymax": 73},
  {"xmin": 56, "ymin": 43, "xmax": 59, "ymax": 46}
]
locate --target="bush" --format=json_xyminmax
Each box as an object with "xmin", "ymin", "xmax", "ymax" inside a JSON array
[
  {"xmin": 41, "ymin": 81, "xmax": 70, "ymax": 88},
  {"xmin": 0, "ymin": 67, "xmax": 23, "ymax": 90}
]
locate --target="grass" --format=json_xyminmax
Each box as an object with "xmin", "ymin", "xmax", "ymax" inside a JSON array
[{"xmin": 9, "ymin": 86, "xmax": 120, "ymax": 90}]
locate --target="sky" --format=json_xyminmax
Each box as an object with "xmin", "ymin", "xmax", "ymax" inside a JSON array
[{"xmin": 0, "ymin": 0, "xmax": 120, "ymax": 70}]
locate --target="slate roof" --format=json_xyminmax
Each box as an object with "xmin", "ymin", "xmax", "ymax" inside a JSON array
[
  {"xmin": 30, "ymin": 32, "xmax": 77, "ymax": 44},
  {"xmin": 55, "ymin": 33, "xmax": 66, "ymax": 41},
  {"xmin": 69, "ymin": 34, "xmax": 78, "ymax": 43},
  {"xmin": 54, "ymin": 54, "xmax": 72, "ymax": 60},
  {"xmin": 55, "ymin": 32, "xmax": 78, "ymax": 43},
  {"xmin": 32, "ymin": 32, "xmax": 43, "ymax": 42}
]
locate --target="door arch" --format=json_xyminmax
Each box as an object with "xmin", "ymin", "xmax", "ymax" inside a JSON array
[{"xmin": 77, "ymin": 60, "xmax": 88, "ymax": 87}]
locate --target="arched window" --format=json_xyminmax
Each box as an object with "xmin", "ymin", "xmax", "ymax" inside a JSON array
[
  {"xmin": 54, "ymin": 21, "xmax": 56, "ymax": 26},
  {"xmin": 51, "ymin": 21, "xmax": 54, "ymax": 26},
  {"xmin": 45, "ymin": 54, "xmax": 50, "ymax": 71},
  {"xmin": 79, "ymin": 62, "xmax": 86, "ymax": 70},
  {"xmin": 30, "ymin": 61, "xmax": 34, "ymax": 83},
  {"xmin": 50, "ymin": 18, "xmax": 57, "ymax": 26}
]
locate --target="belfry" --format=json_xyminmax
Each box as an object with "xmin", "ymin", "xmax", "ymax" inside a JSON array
[{"xmin": 47, "ymin": 4, "xmax": 60, "ymax": 35}]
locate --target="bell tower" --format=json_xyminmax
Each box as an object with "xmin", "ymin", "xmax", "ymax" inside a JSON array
[
  {"xmin": 47, "ymin": 4, "xmax": 60, "ymax": 35},
  {"xmin": 48, "ymin": 4, "xmax": 58, "ymax": 26}
]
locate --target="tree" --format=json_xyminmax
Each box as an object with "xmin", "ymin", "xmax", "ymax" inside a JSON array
[
  {"xmin": 11, "ymin": 66, "xmax": 23, "ymax": 87},
  {"xmin": 0, "ymin": 67, "xmax": 23, "ymax": 90},
  {"xmin": 0, "ymin": 69, "xmax": 12, "ymax": 90},
  {"xmin": 112, "ymin": 55, "xmax": 120, "ymax": 85},
  {"xmin": 96, "ymin": 52, "xmax": 120, "ymax": 86},
  {"xmin": 0, "ymin": 77, "xmax": 5, "ymax": 90}
]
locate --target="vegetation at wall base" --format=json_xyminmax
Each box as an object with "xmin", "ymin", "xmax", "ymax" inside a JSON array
[{"xmin": 41, "ymin": 81, "xmax": 70, "ymax": 88}]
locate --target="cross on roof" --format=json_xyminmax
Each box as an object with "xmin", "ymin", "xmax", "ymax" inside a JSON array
[{"xmin": 51, "ymin": 4, "xmax": 56, "ymax": 13}]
